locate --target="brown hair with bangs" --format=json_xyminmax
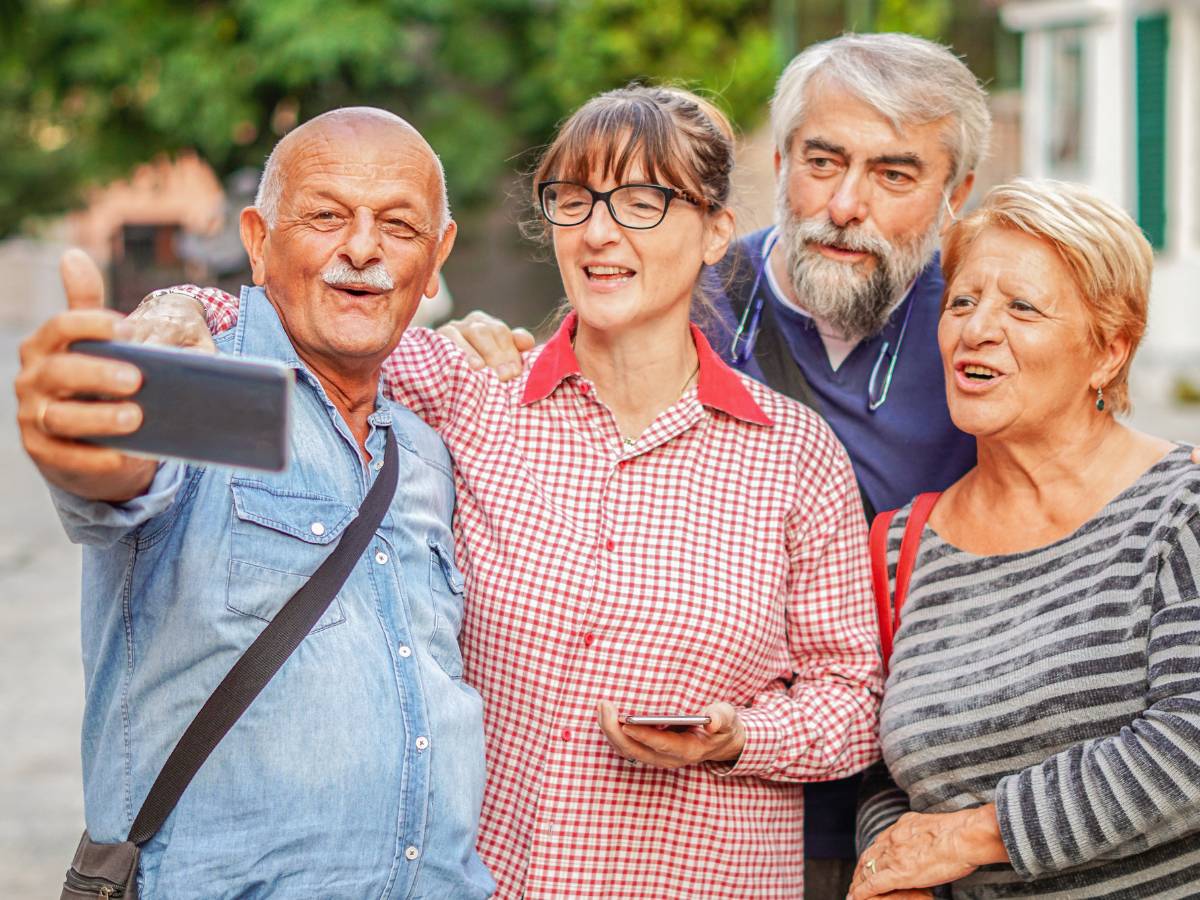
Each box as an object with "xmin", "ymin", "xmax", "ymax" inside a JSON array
[{"xmin": 527, "ymin": 84, "xmax": 735, "ymax": 245}]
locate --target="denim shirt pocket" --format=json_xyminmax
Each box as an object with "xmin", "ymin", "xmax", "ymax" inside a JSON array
[
  {"xmin": 427, "ymin": 538, "xmax": 466, "ymax": 678},
  {"xmin": 227, "ymin": 478, "xmax": 358, "ymax": 633}
]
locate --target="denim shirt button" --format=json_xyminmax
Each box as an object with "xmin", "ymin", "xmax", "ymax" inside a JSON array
[
  {"xmin": 415, "ymin": 736, "xmax": 430, "ymax": 751},
  {"xmin": 309, "ymin": 521, "xmax": 326, "ymax": 536},
  {"xmin": 398, "ymin": 645, "xmax": 412, "ymax": 658},
  {"xmin": 375, "ymin": 550, "xmax": 389, "ymax": 565},
  {"xmin": 405, "ymin": 846, "xmax": 420, "ymax": 861}
]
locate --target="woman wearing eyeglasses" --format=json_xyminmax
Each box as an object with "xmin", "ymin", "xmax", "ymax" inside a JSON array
[{"xmin": 144, "ymin": 85, "xmax": 882, "ymax": 899}]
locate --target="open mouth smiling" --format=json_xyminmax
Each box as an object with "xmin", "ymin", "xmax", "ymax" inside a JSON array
[{"xmin": 584, "ymin": 265, "xmax": 637, "ymax": 283}]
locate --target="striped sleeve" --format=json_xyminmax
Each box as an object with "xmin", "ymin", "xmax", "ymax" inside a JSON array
[
  {"xmin": 995, "ymin": 513, "xmax": 1200, "ymax": 880},
  {"xmin": 856, "ymin": 760, "xmax": 910, "ymax": 854}
]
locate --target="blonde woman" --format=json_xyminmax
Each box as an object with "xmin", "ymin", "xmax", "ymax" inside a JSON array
[{"xmin": 852, "ymin": 180, "xmax": 1200, "ymax": 898}]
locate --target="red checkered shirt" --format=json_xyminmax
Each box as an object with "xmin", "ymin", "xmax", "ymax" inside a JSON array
[{"xmin": 183, "ymin": 286, "xmax": 882, "ymax": 899}]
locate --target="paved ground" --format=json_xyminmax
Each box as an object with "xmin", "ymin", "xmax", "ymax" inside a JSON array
[
  {"xmin": 2, "ymin": 318, "xmax": 1199, "ymax": 892},
  {"xmin": 0, "ymin": 325, "xmax": 86, "ymax": 891}
]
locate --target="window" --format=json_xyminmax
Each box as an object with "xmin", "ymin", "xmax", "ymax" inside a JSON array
[{"xmin": 1046, "ymin": 27, "xmax": 1086, "ymax": 178}]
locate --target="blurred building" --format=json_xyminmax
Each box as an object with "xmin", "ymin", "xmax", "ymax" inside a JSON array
[
  {"xmin": 0, "ymin": 154, "xmax": 452, "ymax": 328},
  {"xmin": 1001, "ymin": 0, "xmax": 1200, "ymax": 369}
]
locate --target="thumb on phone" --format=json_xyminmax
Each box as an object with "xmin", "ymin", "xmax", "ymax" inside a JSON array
[{"xmin": 60, "ymin": 248, "xmax": 106, "ymax": 311}]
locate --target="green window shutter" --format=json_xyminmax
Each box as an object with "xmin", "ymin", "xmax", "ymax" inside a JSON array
[{"xmin": 1135, "ymin": 14, "xmax": 1169, "ymax": 250}]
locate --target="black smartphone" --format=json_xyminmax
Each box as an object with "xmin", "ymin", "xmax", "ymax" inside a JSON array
[{"xmin": 70, "ymin": 340, "xmax": 293, "ymax": 472}]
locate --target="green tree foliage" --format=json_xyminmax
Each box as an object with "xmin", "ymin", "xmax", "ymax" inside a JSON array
[{"xmin": 0, "ymin": 0, "xmax": 779, "ymax": 238}]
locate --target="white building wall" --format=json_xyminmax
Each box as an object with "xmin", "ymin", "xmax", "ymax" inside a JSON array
[{"xmin": 1004, "ymin": 0, "xmax": 1200, "ymax": 370}]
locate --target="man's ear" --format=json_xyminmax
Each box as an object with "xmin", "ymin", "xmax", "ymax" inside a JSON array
[
  {"xmin": 240, "ymin": 207, "xmax": 269, "ymax": 286},
  {"xmin": 424, "ymin": 221, "xmax": 458, "ymax": 298},
  {"xmin": 703, "ymin": 207, "xmax": 736, "ymax": 267},
  {"xmin": 773, "ymin": 148, "xmax": 782, "ymax": 179},
  {"xmin": 942, "ymin": 172, "xmax": 975, "ymax": 235}
]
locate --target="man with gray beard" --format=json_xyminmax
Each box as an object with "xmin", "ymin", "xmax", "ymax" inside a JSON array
[{"xmin": 708, "ymin": 33, "xmax": 985, "ymax": 897}]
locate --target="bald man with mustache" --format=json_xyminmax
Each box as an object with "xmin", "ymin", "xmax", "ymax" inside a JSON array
[{"xmin": 15, "ymin": 108, "xmax": 494, "ymax": 898}]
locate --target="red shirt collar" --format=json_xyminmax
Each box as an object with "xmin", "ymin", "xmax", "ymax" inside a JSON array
[{"xmin": 521, "ymin": 312, "xmax": 773, "ymax": 427}]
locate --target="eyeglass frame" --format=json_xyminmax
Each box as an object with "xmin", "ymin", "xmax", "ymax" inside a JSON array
[{"xmin": 537, "ymin": 180, "xmax": 709, "ymax": 230}]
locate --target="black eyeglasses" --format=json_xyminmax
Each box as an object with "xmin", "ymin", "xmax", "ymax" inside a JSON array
[{"xmin": 538, "ymin": 181, "xmax": 707, "ymax": 229}]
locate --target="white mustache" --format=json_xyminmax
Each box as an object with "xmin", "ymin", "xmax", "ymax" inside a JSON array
[
  {"xmin": 322, "ymin": 261, "xmax": 394, "ymax": 291},
  {"xmin": 793, "ymin": 218, "xmax": 891, "ymax": 259}
]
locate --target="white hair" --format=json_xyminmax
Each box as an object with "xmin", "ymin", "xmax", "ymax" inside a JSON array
[
  {"xmin": 770, "ymin": 33, "xmax": 991, "ymax": 189},
  {"xmin": 254, "ymin": 107, "xmax": 452, "ymax": 235}
]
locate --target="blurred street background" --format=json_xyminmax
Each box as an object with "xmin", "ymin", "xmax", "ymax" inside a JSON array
[{"xmin": 3, "ymin": 0, "xmax": 1200, "ymax": 892}]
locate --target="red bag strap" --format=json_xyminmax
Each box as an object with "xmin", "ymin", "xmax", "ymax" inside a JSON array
[
  {"xmin": 870, "ymin": 491, "xmax": 941, "ymax": 677},
  {"xmin": 869, "ymin": 508, "xmax": 899, "ymax": 674}
]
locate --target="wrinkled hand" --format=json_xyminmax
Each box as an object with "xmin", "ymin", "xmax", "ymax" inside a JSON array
[
  {"xmin": 436, "ymin": 309, "xmax": 534, "ymax": 380},
  {"xmin": 15, "ymin": 250, "xmax": 156, "ymax": 500},
  {"xmin": 597, "ymin": 700, "xmax": 746, "ymax": 769},
  {"xmin": 848, "ymin": 806, "xmax": 1008, "ymax": 900},
  {"xmin": 1192, "ymin": 446, "xmax": 1200, "ymax": 466},
  {"xmin": 126, "ymin": 291, "xmax": 215, "ymax": 352}
]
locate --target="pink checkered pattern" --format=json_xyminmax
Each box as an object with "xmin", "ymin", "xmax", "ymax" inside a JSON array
[{"xmin": 184, "ymin": 286, "xmax": 882, "ymax": 899}]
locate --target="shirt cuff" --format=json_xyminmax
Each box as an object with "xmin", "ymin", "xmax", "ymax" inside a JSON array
[
  {"xmin": 48, "ymin": 461, "xmax": 187, "ymax": 545},
  {"xmin": 715, "ymin": 705, "xmax": 811, "ymax": 779},
  {"xmin": 994, "ymin": 773, "xmax": 1037, "ymax": 881}
]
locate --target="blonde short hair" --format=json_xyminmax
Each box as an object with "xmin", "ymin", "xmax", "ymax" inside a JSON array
[{"xmin": 941, "ymin": 179, "xmax": 1153, "ymax": 414}]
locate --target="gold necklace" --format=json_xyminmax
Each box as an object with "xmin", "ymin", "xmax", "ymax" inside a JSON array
[{"xmin": 622, "ymin": 361, "xmax": 700, "ymax": 446}]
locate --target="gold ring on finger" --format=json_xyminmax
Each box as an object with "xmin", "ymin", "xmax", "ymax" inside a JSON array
[{"xmin": 865, "ymin": 858, "xmax": 877, "ymax": 875}]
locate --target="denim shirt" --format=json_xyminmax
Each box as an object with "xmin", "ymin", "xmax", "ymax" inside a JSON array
[{"xmin": 50, "ymin": 287, "xmax": 493, "ymax": 899}]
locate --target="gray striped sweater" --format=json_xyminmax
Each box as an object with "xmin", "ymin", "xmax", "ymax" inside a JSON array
[{"xmin": 857, "ymin": 446, "xmax": 1200, "ymax": 898}]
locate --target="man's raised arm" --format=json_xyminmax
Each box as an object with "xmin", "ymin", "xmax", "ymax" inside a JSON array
[{"xmin": 16, "ymin": 250, "xmax": 158, "ymax": 501}]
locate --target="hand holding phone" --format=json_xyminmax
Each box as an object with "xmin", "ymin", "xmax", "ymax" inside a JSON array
[
  {"xmin": 598, "ymin": 700, "xmax": 746, "ymax": 769},
  {"xmin": 70, "ymin": 340, "xmax": 293, "ymax": 471}
]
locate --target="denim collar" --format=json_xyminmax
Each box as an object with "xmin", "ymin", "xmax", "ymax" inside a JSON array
[{"xmin": 230, "ymin": 285, "xmax": 401, "ymax": 438}]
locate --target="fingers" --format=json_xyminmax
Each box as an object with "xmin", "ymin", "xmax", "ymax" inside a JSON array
[
  {"xmin": 702, "ymin": 701, "xmax": 737, "ymax": 735},
  {"xmin": 19, "ymin": 309, "xmax": 126, "ymax": 362},
  {"xmin": 27, "ymin": 351, "xmax": 141, "ymax": 399},
  {"xmin": 512, "ymin": 327, "xmax": 536, "ymax": 352},
  {"xmin": 596, "ymin": 701, "xmax": 678, "ymax": 769},
  {"xmin": 435, "ymin": 322, "xmax": 485, "ymax": 369},
  {"xmin": 39, "ymin": 399, "xmax": 143, "ymax": 439},
  {"xmin": 125, "ymin": 292, "xmax": 216, "ymax": 352},
  {"xmin": 60, "ymin": 249, "xmax": 106, "ymax": 311},
  {"xmin": 437, "ymin": 310, "xmax": 529, "ymax": 380},
  {"xmin": 1191, "ymin": 445, "xmax": 1200, "ymax": 466}
]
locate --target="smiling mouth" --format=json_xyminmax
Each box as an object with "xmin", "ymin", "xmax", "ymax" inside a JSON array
[
  {"xmin": 328, "ymin": 284, "xmax": 384, "ymax": 298},
  {"xmin": 585, "ymin": 265, "xmax": 636, "ymax": 283},
  {"xmin": 811, "ymin": 242, "xmax": 872, "ymax": 260},
  {"xmin": 960, "ymin": 364, "xmax": 1002, "ymax": 381}
]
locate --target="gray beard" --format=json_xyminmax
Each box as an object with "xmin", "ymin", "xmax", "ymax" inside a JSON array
[{"xmin": 775, "ymin": 196, "xmax": 942, "ymax": 342}]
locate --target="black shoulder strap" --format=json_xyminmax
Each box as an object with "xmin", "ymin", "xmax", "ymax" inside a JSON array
[
  {"xmin": 720, "ymin": 244, "xmax": 819, "ymax": 412},
  {"xmin": 127, "ymin": 430, "xmax": 399, "ymax": 845},
  {"xmin": 720, "ymin": 244, "xmax": 877, "ymax": 521}
]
